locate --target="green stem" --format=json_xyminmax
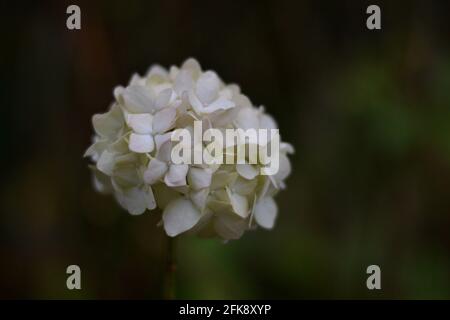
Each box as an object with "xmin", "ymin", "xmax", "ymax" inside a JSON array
[{"xmin": 164, "ymin": 237, "xmax": 176, "ymax": 299}]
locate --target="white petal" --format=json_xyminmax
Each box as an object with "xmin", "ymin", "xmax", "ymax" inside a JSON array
[
  {"xmin": 181, "ymin": 58, "xmax": 202, "ymax": 78},
  {"xmin": 226, "ymin": 188, "xmax": 249, "ymax": 218},
  {"xmin": 187, "ymin": 167, "xmax": 213, "ymax": 190},
  {"xmin": 111, "ymin": 153, "xmax": 140, "ymax": 191},
  {"xmin": 122, "ymin": 85, "xmax": 155, "ymax": 113},
  {"xmin": 236, "ymin": 164, "xmax": 259, "ymax": 180},
  {"xmin": 115, "ymin": 187, "xmax": 152, "ymax": 215},
  {"xmin": 169, "ymin": 65, "xmax": 179, "ymax": 81},
  {"xmin": 84, "ymin": 139, "xmax": 108, "ymax": 161},
  {"xmin": 113, "ymin": 86, "xmax": 125, "ymax": 102},
  {"xmin": 206, "ymin": 96, "xmax": 235, "ymax": 113},
  {"xmin": 153, "ymin": 183, "xmax": 180, "ymax": 210},
  {"xmin": 173, "ymin": 98, "xmax": 188, "ymax": 116},
  {"xmin": 219, "ymin": 87, "xmax": 233, "ymax": 100},
  {"xmin": 146, "ymin": 187, "xmax": 157, "ymax": 210},
  {"xmin": 267, "ymin": 174, "xmax": 279, "ymax": 190},
  {"xmin": 260, "ymin": 113, "xmax": 278, "ymax": 130},
  {"xmin": 227, "ymin": 84, "xmax": 241, "ymax": 95},
  {"xmin": 174, "ymin": 70, "xmax": 194, "ymax": 95},
  {"xmin": 152, "ymin": 107, "xmax": 177, "ymax": 134},
  {"xmin": 210, "ymin": 170, "xmax": 238, "ymax": 190},
  {"xmin": 97, "ymin": 150, "xmax": 115, "ymax": 175},
  {"xmin": 92, "ymin": 104, "xmax": 124, "ymax": 138},
  {"xmin": 154, "ymin": 132, "xmax": 172, "ymax": 151},
  {"xmin": 129, "ymin": 73, "xmax": 145, "ymax": 86},
  {"xmin": 231, "ymin": 177, "xmax": 258, "ymax": 196},
  {"xmin": 273, "ymin": 153, "xmax": 291, "ymax": 182},
  {"xmin": 89, "ymin": 165, "xmax": 113, "ymax": 194},
  {"xmin": 196, "ymin": 71, "xmax": 220, "ymax": 104},
  {"xmin": 235, "ymin": 107, "xmax": 259, "ymax": 130},
  {"xmin": 164, "ymin": 164, "xmax": 189, "ymax": 187},
  {"xmin": 163, "ymin": 198, "xmax": 202, "ymax": 236},
  {"xmin": 186, "ymin": 209, "xmax": 215, "ymax": 236},
  {"xmin": 258, "ymin": 176, "xmax": 272, "ymax": 199},
  {"xmin": 254, "ymin": 197, "xmax": 277, "ymax": 229},
  {"xmin": 152, "ymin": 83, "xmax": 172, "ymax": 96},
  {"xmin": 110, "ymin": 136, "xmax": 129, "ymax": 154},
  {"xmin": 234, "ymin": 93, "xmax": 252, "ymax": 108},
  {"xmin": 188, "ymin": 90, "xmax": 206, "ymax": 114},
  {"xmin": 156, "ymin": 139, "xmax": 173, "ymax": 163},
  {"xmin": 208, "ymin": 107, "xmax": 240, "ymax": 127},
  {"xmin": 190, "ymin": 188, "xmax": 209, "ymax": 211},
  {"xmin": 126, "ymin": 113, "xmax": 153, "ymax": 134},
  {"xmin": 129, "ymin": 133, "xmax": 154, "ymax": 153},
  {"xmin": 214, "ymin": 212, "xmax": 247, "ymax": 240},
  {"xmin": 154, "ymin": 88, "xmax": 173, "ymax": 110},
  {"xmin": 280, "ymin": 142, "xmax": 295, "ymax": 154},
  {"xmin": 143, "ymin": 158, "xmax": 168, "ymax": 184},
  {"xmin": 146, "ymin": 64, "xmax": 168, "ymax": 82}
]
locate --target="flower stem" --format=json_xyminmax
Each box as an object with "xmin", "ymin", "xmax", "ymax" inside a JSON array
[{"xmin": 164, "ymin": 237, "xmax": 176, "ymax": 299}]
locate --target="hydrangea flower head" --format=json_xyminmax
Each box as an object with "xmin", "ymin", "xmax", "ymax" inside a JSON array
[{"xmin": 85, "ymin": 58, "xmax": 294, "ymax": 240}]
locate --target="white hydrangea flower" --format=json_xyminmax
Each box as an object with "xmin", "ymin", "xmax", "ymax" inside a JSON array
[{"xmin": 85, "ymin": 58, "xmax": 294, "ymax": 240}]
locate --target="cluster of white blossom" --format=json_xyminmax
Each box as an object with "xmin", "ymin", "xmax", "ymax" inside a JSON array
[{"xmin": 85, "ymin": 58, "xmax": 293, "ymax": 240}]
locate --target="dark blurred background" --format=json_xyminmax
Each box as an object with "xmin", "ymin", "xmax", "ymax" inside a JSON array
[{"xmin": 1, "ymin": 0, "xmax": 450, "ymax": 299}]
